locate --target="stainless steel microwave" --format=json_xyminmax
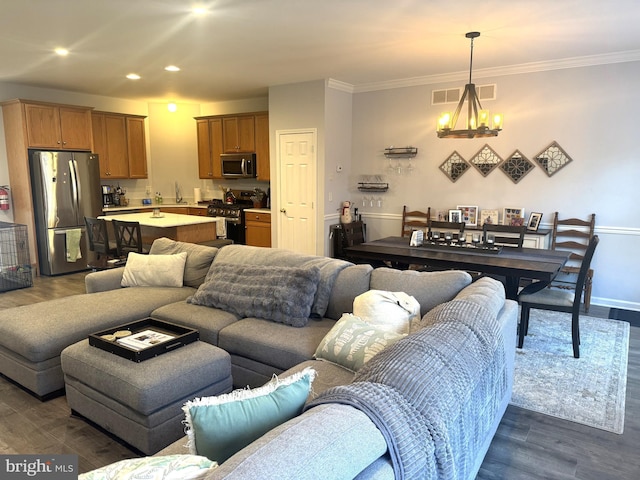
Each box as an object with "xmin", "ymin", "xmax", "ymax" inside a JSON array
[{"xmin": 221, "ymin": 153, "xmax": 257, "ymax": 178}]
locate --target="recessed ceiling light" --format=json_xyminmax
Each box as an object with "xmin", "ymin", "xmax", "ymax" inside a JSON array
[
  {"xmin": 54, "ymin": 48, "xmax": 69, "ymax": 56},
  {"xmin": 126, "ymin": 73, "xmax": 141, "ymax": 80},
  {"xmin": 192, "ymin": 6, "xmax": 208, "ymax": 15},
  {"xmin": 165, "ymin": 65, "xmax": 180, "ymax": 72}
]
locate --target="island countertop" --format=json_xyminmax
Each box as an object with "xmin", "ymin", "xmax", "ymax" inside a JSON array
[{"xmin": 99, "ymin": 212, "xmax": 220, "ymax": 228}]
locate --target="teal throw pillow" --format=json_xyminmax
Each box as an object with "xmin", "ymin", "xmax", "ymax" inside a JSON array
[
  {"xmin": 314, "ymin": 313, "xmax": 406, "ymax": 371},
  {"xmin": 183, "ymin": 367, "xmax": 316, "ymax": 463}
]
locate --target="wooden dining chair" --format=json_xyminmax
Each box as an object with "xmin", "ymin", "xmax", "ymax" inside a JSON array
[
  {"xmin": 550, "ymin": 212, "xmax": 596, "ymax": 312},
  {"xmin": 84, "ymin": 217, "xmax": 118, "ymax": 259},
  {"xmin": 518, "ymin": 235, "xmax": 599, "ymax": 358},
  {"xmin": 112, "ymin": 219, "xmax": 149, "ymax": 258},
  {"xmin": 482, "ymin": 223, "xmax": 526, "ymax": 248},
  {"xmin": 401, "ymin": 206, "xmax": 430, "ymax": 237}
]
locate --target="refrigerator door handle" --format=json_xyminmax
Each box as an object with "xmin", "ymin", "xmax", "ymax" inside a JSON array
[{"xmin": 69, "ymin": 158, "xmax": 80, "ymax": 222}]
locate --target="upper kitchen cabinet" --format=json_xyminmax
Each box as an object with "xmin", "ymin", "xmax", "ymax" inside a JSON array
[
  {"xmin": 254, "ymin": 113, "xmax": 270, "ymax": 181},
  {"xmin": 195, "ymin": 112, "xmax": 269, "ymax": 180},
  {"xmin": 196, "ymin": 118, "xmax": 223, "ymax": 179},
  {"xmin": 91, "ymin": 112, "xmax": 148, "ymax": 179},
  {"xmin": 16, "ymin": 100, "xmax": 93, "ymax": 150},
  {"xmin": 126, "ymin": 116, "xmax": 147, "ymax": 178},
  {"xmin": 222, "ymin": 115, "xmax": 255, "ymax": 153}
]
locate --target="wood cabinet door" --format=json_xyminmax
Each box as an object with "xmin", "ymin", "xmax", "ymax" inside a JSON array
[
  {"xmin": 254, "ymin": 113, "xmax": 270, "ymax": 181},
  {"xmin": 91, "ymin": 113, "xmax": 109, "ymax": 177},
  {"xmin": 24, "ymin": 103, "xmax": 61, "ymax": 148},
  {"xmin": 222, "ymin": 116, "xmax": 255, "ymax": 152},
  {"xmin": 126, "ymin": 116, "xmax": 147, "ymax": 178},
  {"xmin": 196, "ymin": 119, "xmax": 212, "ymax": 178},
  {"xmin": 104, "ymin": 115, "xmax": 129, "ymax": 178},
  {"xmin": 209, "ymin": 118, "xmax": 223, "ymax": 178},
  {"xmin": 58, "ymin": 107, "xmax": 93, "ymax": 150},
  {"xmin": 245, "ymin": 212, "xmax": 271, "ymax": 247}
]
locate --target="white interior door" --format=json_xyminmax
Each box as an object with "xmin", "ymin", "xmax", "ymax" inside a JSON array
[{"xmin": 276, "ymin": 130, "xmax": 317, "ymax": 254}]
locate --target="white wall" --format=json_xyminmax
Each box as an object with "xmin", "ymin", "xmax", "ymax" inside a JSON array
[{"xmin": 350, "ymin": 61, "xmax": 640, "ymax": 309}]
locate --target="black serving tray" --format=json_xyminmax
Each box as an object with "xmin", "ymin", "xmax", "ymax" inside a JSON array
[{"xmin": 89, "ymin": 318, "xmax": 199, "ymax": 362}]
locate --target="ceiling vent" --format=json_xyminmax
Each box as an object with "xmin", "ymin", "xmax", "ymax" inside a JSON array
[{"xmin": 431, "ymin": 83, "xmax": 497, "ymax": 105}]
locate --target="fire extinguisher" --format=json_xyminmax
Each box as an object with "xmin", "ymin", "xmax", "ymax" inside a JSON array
[{"xmin": 0, "ymin": 185, "xmax": 10, "ymax": 211}]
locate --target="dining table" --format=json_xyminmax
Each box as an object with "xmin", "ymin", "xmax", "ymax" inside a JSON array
[
  {"xmin": 99, "ymin": 212, "xmax": 222, "ymax": 246},
  {"xmin": 344, "ymin": 236, "xmax": 571, "ymax": 299}
]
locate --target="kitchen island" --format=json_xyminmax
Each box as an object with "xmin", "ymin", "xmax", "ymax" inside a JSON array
[{"xmin": 100, "ymin": 212, "xmax": 222, "ymax": 245}]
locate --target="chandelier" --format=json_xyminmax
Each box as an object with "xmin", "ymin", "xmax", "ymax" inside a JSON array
[{"xmin": 436, "ymin": 32, "xmax": 503, "ymax": 139}]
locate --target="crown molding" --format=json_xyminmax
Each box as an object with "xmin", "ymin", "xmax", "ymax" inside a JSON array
[{"xmin": 348, "ymin": 50, "xmax": 640, "ymax": 93}]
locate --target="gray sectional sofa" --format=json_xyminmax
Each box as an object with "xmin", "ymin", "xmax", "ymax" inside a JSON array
[{"xmin": 0, "ymin": 238, "xmax": 517, "ymax": 479}]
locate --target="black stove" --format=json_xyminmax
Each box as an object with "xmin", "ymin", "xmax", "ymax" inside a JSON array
[{"xmin": 206, "ymin": 190, "xmax": 255, "ymax": 244}]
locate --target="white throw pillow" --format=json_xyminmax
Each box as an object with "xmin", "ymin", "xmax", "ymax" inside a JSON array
[
  {"xmin": 352, "ymin": 290, "xmax": 421, "ymax": 334},
  {"xmin": 121, "ymin": 252, "xmax": 188, "ymax": 287}
]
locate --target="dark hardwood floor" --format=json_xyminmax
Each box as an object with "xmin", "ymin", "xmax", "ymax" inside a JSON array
[{"xmin": 0, "ymin": 272, "xmax": 638, "ymax": 477}]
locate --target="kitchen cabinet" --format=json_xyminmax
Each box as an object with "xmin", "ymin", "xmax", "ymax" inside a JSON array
[
  {"xmin": 188, "ymin": 207, "xmax": 207, "ymax": 216},
  {"xmin": 23, "ymin": 101, "xmax": 93, "ymax": 150},
  {"xmin": 196, "ymin": 118, "xmax": 223, "ymax": 179},
  {"xmin": 254, "ymin": 113, "xmax": 270, "ymax": 181},
  {"xmin": 245, "ymin": 210, "xmax": 271, "ymax": 247},
  {"xmin": 222, "ymin": 115, "xmax": 255, "ymax": 153},
  {"xmin": 126, "ymin": 116, "xmax": 147, "ymax": 178},
  {"xmin": 91, "ymin": 112, "xmax": 147, "ymax": 179},
  {"xmin": 195, "ymin": 112, "xmax": 269, "ymax": 180}
]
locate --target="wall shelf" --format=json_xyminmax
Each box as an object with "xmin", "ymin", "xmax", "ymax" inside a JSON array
[
  {"xmin": 357, "ymin": 182, "xmax": 389, "ymax": 193},
  {"xmin": 384, "ymin": 146, "xmax": 417, "ymax": 158}
]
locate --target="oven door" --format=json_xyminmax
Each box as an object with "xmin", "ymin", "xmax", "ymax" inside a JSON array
[{"xmin": 225, "ymin": 218, "xmax": 246, "ymax": 244}]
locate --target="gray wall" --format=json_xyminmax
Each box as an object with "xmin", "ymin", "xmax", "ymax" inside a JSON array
[{"xmin": 348, "ymin": 61, "xmax": 640, "ymax": 310}]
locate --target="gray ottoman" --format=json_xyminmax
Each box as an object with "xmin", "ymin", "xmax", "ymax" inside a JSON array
[{"xmin": 61, "ymin": 339, "xmax": 232, "ymax": 455}]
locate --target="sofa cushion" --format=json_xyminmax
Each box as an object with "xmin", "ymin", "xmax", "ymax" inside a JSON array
[
  {"xmin": 370, "ymin": 268, "xmax": 472, "ymax": 314},
  {"xmin": 121, "ymin": 252, "xmax": 187, "ymax": 287},
  {"xmin": 183, "ymin": 367, "xmax": 315, "ymax": 464},
  {"xmin": 212, "ymin": 245, "xmax": 351, "ymax": 318},
  {"xmin": 314, "ymin": 314, "xmax": 405, "ymax": 372},
  {"xmin": 218, "ymin": 317, "xmax": 336, "ymax": 371},
  {"xmin": 325, "ymin": 264, "xmax": 373, "ymax": 320},
  {"xmin": 188, "ymin": 263, "xmax": 320, "ymax": 327},
  {"xmin": 149, "ymin": 237, "xmax": 220, "ymax": 288},
  {"xmin": 79, "ymin": 455, "xmax": 217, "ymax": 480}
]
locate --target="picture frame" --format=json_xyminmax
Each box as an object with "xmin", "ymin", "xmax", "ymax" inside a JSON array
[
  {"xmin": 456, "ymin": 205, "xmax": 478, "ymax": 227},
  {"xmin": 527, "ymin": 212, "xmax": 543, "ymax": 231},
  {"xmin": 503, "ymin": 207, "xmax": 525, "ymax": 226},
  {"xmin": 448, "ymin": 209, "xmax": 462, "ymax": 223},
  {"xmin": 479, "ymin": 209, "xmax": 500, "ymax": 227}
]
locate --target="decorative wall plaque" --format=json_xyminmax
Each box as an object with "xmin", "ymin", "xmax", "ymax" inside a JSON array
[
  {"xmin": 500, "ymin": 149, "xmax": 535, "ymax": 184},
  {"xmin": 439, "ymin": 151, "xmax": 470, "ymax": 183},
  {"xmin": 470, "ymin": 144, "xmax": 503, "ymax": 177},
  {"xmin": 534, "ymin": 141, "xmax": 572, "ymax": 177}
]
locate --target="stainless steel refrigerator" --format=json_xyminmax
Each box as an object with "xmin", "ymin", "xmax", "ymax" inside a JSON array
[{"xmin": 29, "ymin": 150, "xmax": 102, "ymax": 275}]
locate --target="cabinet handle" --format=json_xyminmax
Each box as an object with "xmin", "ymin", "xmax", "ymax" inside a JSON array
[{"xmin": 280, "ymin": 208, "xmax": 286, "ymax": 214}]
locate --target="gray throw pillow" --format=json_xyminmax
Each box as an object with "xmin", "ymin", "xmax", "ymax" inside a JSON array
[
  {"xmin": 149, "ymin": 237, "xmax": 220, "ymax": 288},
  {"xmin": 188, "ymin": 263, "xmax": 321, "ymax": 327}
]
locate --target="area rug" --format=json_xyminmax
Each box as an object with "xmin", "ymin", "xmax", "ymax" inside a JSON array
[{"xmin": 510, "ymin": 310, "xmax": 629, "ymax": 434}]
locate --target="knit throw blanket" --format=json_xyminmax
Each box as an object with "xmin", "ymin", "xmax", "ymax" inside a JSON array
[{"xmin": 306, "ymin": 299, "xmax": 507, "ymax": 480}]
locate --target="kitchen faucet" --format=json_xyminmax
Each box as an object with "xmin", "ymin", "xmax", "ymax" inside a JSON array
[{"xmin": 175, "ymin": 181, "xmax": 185, "ymax": 204}]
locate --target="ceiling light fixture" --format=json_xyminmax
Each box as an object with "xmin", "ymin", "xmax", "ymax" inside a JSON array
[
  {"xmin": 167, "ymin": 102, "xmax": 178, "ymax": 112},
  {"xmin": 54, "ymin": 48, "xmax": 69, "ymax": 56},
  {"xmin": 126, "ymin": 73, "xmax": 141, "ymax": 80},
  {"xmin": 165, "ymin": 65, "xmax": 180, "ymax": 72},
  {"xmin": 436, "ymin": 32, "xmax": 503, "ymax": 139}
]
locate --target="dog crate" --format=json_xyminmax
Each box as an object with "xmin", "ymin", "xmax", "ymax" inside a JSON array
[{"xmin": 0, "ymin": 222, "xmax": 32, "ymax": 292}]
